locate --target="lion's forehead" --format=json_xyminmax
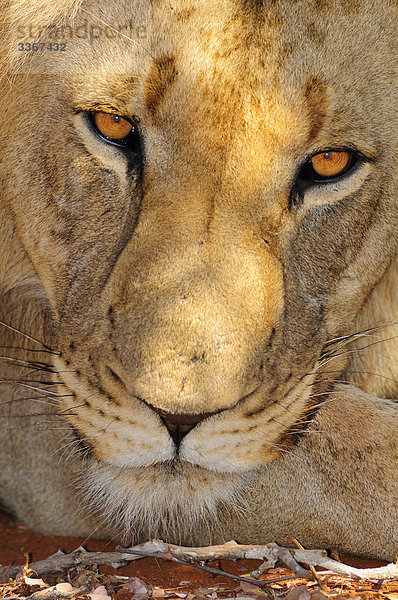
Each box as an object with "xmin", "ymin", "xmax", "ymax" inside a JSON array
[
  {"xmin": 73, "ymin": 0, "xmax": 394, "ymax": 76},
  {"xmin": 58, "ymin": 0, "xmax": 396, "ymax": 160},
  {"xmin": 9, "ymin": 0, "xmax": 397, "ymax": 102}
]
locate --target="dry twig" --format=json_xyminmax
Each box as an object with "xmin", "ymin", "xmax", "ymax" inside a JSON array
[
  {"xmin": 292, "ymin": 549, "xmax": 398, "ymax": 581},
  {"xmin": 118, "ymin": 539, "xmax": 398, "ymax": 582},
  {"xmin": 0, "ymin": 547, "xmax": 143, "ymax": 582},
  {"xmin": 1, "ymin": 539, "xmax": 397, "ymax": 586}
]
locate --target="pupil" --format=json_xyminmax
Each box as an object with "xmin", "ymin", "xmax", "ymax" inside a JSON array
[
  {"xmin": 323, "ymin": 152, "xmax": 330, "ymax": 159},
  {"xmin": 113, "ymin": 115, "xmax": 120, "ymax": 123}
]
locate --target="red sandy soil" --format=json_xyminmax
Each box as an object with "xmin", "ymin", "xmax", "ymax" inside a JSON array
[
  {"xmin": 0, "ymin": 510, "xmax": 397, "ymax": 599},
  {"xmin": 0, "ymin": 510, "xmax": 257, "ymax": 589}
]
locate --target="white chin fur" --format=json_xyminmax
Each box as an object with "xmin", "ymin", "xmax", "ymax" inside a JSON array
[{"xmin": 78, "ymin": 459, "xmax": 253, "ymax": 543}]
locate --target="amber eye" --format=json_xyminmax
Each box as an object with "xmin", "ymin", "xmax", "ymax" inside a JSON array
[
  {"xmin": 89, "ymin": 111, "xmax": 141, "ymax": 154},
  {"xmin": 310, "ymin": 151, "xmax": 351, "ymax": 178},
  {"xmin": 93, "ymin": 112, "xmax": 133, "ymax": 141},
  {"xmin": 292, "ymin": 148, "xmax": 360, "ymax": 206}
]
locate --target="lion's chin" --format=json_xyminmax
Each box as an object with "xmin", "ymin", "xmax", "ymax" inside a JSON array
[{"xmin": 77, "ymin": 458, "xmax": 253, "ymax": 544}]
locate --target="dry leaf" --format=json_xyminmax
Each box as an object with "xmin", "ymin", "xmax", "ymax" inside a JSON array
[
  {"xmin": 23, "ymin": 576, "xmax": 47, "ymax": 587},
  {"xmin": 309, "ymin": 591, "xmax": 329, "ymax": 600},
  {"xmin": 284, "ymin": 586, "xmax": 311, "ymax": 600},
  {"xmin": 123, "ymin": 576, "xmax": 150, "ymax": 600},
  {"xmin": 192, "ymin": 589, "xmax": 218, "ymax": 600},
  {"xmin": 55, "ymin": 582, "xmax": 74, "ymax": 593},
  {"xmin": 88, "ymin": 585, "xmax": 112, "ymax": 600},
  {"xmin": 238, "ymin": 582, "xmax": 270, "ymax": 597}
]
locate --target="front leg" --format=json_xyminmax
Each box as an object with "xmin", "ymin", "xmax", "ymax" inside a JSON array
[{"xmin": 227, "ymin": 385, "xmax": 398, "ymax": 560}]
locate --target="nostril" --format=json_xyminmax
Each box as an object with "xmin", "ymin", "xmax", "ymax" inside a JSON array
[
  {"xmin": 145, "ymin": 404, "xmax": 221, "ymax": 448},
  {"xmin": 102, "ymin": 367, "xmax": 223, "ymax": 447},
  {"xmin": 160, "ymin": 412, "xmax": 214, "ymax": 447}
]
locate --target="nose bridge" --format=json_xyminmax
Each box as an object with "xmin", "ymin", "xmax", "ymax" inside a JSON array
[
  {"xmin": 102, "ymin": 137, "xmax": 285, "ymax": 414},
  {"xmin": 106, "ymin": 199, "xmax": 284, "ymax": 414},
  {"xmin": 118, "ymin": 169, "xmax": 281, "ymax": 324}
]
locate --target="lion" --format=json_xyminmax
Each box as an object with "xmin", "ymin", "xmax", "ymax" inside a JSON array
[{"xmin": 0, "ymin": 0, "xmax": 397, "ymax": 560}]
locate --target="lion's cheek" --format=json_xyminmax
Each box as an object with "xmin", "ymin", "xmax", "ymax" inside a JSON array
[
  {"xmin": 180, "ymin": 415, "xmax": 285, "ymax": 471},
  {"xmin": 93, "ymin": 442, "xmax": 175, "ymax": 469}
]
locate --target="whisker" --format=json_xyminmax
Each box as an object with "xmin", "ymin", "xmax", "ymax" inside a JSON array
[
  {"xmin": 54, "ymin": 438, "xmax": 93, "ymax": 469},
  {"xmin": 0, "ymin": 356, "xmax": 54, "ymax": 368},
  {"xmin": 341, "ymin": 370, "xmax": 398, "ymax": 385},
  {"xmin": 319, "ymin": 332, "xmax": 386, "ymax": 362},
  {"xmin": 0, "ymin": 345, "xmax": 56, "ymax": 355},
  {"xmin": 322, "ymin": 321, "xmax": 398, "ymax": 348},
  {"xmin": 0, "ymin": 412, "xmax": 76, "ymax": 419},
  {"xmin": 318, "ymin": 334, "xmax": 398, "ymax": 369},
  {"xmin": 318, "ymin": 323, "xmax": 398, "ymax": 371},
  {"xmin": 0, "ymin": 321, "xmax": 60, "ymax": 354},
  {"xmin": 0, "ymin": 381, "xmax": 68, "ymax": 396},
  {"xmin": 316, "ymin": 376, "xmax": 398, "ymax": 389},
  {"xmin": 0, "ymin": 377, "xmax": 59, "ymax": 385},
  {"xmin": 0, "ymin": 356, "xmax": 57, "ymax": 373},
  {"xmin": 60, "ymin": 402, "xmax": 89, "ymax": 413},
  {"xmin": 103, "ymin": 417, "xmax": 119, "ymax": 432},
  {"xmin": 320, "ymin": 330, "xmax": 398, "ymax": 361},
  {"xmin": 270, "ymin": 415, "xmax": 322, "ymax": 434},
  {"xmin": 64, "ymin": 442, "xmax": 92, "ymax": 462},
  {"xmin": 269, "ymin": 444, "xmax": 306, "ymax": 463},
  {"xmin": 273, "ymin": 400, "xmax": 301, "ymax": 418},
  {"xmin": 0, "ymin": 423, "xmax": 71, "ymax": 431},
  {"xmin": 283, "ymin": 423, "xmax": 325, "ymax": 435},
  {"xmin": 51, "ymin": 436, "xmax": 85, "ymax": 455},
  {"xmin": 0, "ymin": 396, "xmax": 59, "ymax": 408},
  {"xmin": 308, "ymin": 390, "xmax": 349, "ymax": 401},
  {"xmin": 291, "ymin": 428, "xmax": 324, "ymax": 434},
  {"xmin": 51, "ymin": 438, "xmax": 81, "ymax": 461}
]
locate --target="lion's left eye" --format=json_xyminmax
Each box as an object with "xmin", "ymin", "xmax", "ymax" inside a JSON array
[
  {"xmin": 89, "ymin": 111, "xmax": 141, "ymax": 152},
  {"xmin": 94, "ymin": 112, "xmax": 132, "ymax": 139},
  {"xmin": 299, "ymin": 150, "xmax": 357, "ymax": 183}
]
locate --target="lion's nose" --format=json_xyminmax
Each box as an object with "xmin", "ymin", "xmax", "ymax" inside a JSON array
[{"xmin": 146, "ymin": 404, "xmax": 220, "ymax": 447}]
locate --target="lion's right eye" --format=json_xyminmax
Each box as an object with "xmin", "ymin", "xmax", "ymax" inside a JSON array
[
  {"xmin": 298, "ymin": 149, "xmax": 359, "ymax": 184},
  {"xmin": 94, "ymin": 113, "xmax": 133, "ymax": 140},
  {"xmin": 89, "ymin": 111, "xmax": 141, "ymax": 153},
  {"xmin": 310, "ymin": 151, "xmax": 351, "ymax": 178}
]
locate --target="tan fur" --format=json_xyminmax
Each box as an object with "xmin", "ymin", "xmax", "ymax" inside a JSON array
[{"xmin": 0, "ymin": 0, "xmax": 397, "ymax": 559}]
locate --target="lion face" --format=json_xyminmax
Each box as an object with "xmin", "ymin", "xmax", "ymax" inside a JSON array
[{"xmin": 2, "ymin": 0, "xmax": 398, "ymax": 538}]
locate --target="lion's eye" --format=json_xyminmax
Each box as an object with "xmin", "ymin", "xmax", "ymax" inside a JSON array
[
  {"xmin": 311, "ymin": 151, "xmax": 351, "ymax": 178},
  {"xmin": 90, "ymin": 111, "xmax": 141, "ymax": 152},
  {"xmin": 299, "ymin": 150, "xmax": 357, "ymax": 183},
  {"xmin": 94, "ymin": 112, "xmax": 132, "ymax": 139}
]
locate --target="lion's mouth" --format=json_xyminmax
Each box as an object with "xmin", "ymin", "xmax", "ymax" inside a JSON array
[
  {"xmin": 54, "ymin": 351, "xmax": 320, "ymax": 473},
  {"xmin": 144, "ymin": 402, "xmax": 226, "ymax": 447}
]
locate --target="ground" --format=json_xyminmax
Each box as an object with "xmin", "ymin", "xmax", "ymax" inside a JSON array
[{"xmin": 0, "ymin": 510, "xmax": 397, "ymax": 599}]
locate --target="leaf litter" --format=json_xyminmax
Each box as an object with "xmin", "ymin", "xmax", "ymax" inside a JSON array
[
  {"xmin": 1, "ymin": 550, "xmax": 397, "ymax": 600},
  {"xmin": 0, "ymin": 515, "xmax": 397, "ymax": 600}
]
